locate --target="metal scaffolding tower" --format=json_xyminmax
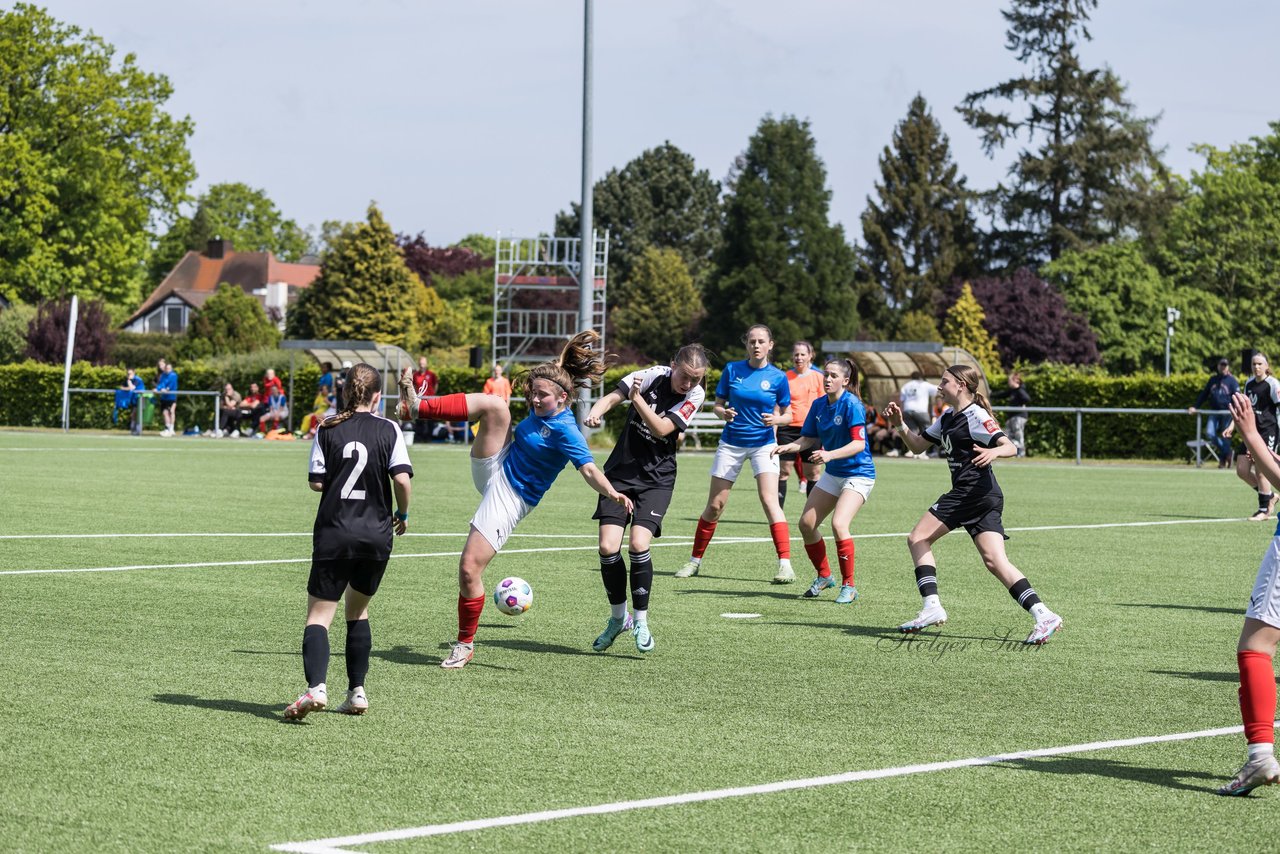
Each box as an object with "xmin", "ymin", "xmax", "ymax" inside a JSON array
[{"xmin": 491, "ymin": 232, "xmax": 608, "ymax": 366}]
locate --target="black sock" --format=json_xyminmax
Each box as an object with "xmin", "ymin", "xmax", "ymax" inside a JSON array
[
  {"xmin": 778, "ymin": 478, "xmax": 788, "ymax": 508},
  {"xmin": 1259, "ymin": 491, "xmax": 1273, "ymax": 512},
  {"xmin": 600, "ymin": 551, "xmax": 627, "ymax": 606},
  {"xmin": 914, "ymin": 565, "xmax": 938, "ymax": 599},
  {"xmin": 629, "ymin": 550, "xmax": 654, "ymax": 612},
  {"xmin": 345, "ymin": 619, "xmax": 371, "ymax": 690},
  {"xmin": 302, "ymin": 624, "xmax": 329, "ymax": 687},
  {"xmin": 1008, "ymin": 578, "xmax": 1042, "ymax": 612}
]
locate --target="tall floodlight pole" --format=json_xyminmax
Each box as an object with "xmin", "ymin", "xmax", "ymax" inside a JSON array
[
  {"xmin": 576, "ymin": 0, "xmax": 594, "ymax": 426},
  {"xmin": 578, "ymin": 0, "xmax": 594, "ymax": 335}
]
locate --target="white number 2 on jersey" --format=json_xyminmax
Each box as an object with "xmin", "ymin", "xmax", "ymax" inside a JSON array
[{"xmin": 340, "ymin": 441, "xmax": 368, "ymax": 500}]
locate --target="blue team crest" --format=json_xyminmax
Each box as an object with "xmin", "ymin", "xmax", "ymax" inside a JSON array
[
  {"xmin": 760, "ymin": 380, "xmax": 771, "ymax": 390},
  {"xmin": 539, "ymin": 425, "xmax": 552, "ymax": 438},
  {"xmin": 834, "ymin": 414, "xmax": 843, "ymax": 425}
]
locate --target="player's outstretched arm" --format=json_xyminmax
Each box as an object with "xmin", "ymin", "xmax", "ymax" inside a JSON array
[
  {"xmin": 584, "ymin": 390, "xmax": 625, "ymax": 428},
  {"xmin": 578, "ymin": 463, "xmax": 634, "ymax": 514}
]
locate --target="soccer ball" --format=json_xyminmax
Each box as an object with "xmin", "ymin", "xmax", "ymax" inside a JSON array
[{"xmin": 493, "ymin": 576, "xmax": 533, "ymax": 616}]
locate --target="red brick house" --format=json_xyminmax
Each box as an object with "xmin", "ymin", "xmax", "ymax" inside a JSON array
[{"xmin": 123, "ymin": 239, "xmax": 319, "ymax": 333}]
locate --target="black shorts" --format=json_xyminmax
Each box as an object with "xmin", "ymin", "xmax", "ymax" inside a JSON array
[
  {"xmin": 928, "ymin": 490, "xmax": 1007, "ymax": 539},
  {"xmin": 1246, "ymin": 428, "xmax": 1280, "ymax": 459},
  {"xmin": 593, "ymin": 484, "xmax": 674, "ymax": 537},
  {"xmin": 308, "ymin": 557, "xmax": 389, "ymax": 601},
  {"xmin": 158, "ymin": 399, "xmax": 176, "ymax": 413},
  {"xmin": 776, "ymin": 426, "xmax": 820, "ymax": 463}
]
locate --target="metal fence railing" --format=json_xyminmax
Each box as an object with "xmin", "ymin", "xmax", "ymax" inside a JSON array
[
  {"xmin": 989, "ymin": 405, "xmax": 1230, "ymax": 467},
  {"xmin": 66, "ymin": 388, "xmax": 220, "ymax": 434}
]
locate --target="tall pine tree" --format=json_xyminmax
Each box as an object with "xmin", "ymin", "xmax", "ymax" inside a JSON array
[
  {"xmin": 958, "ymin": 0, "xmax": 1173, "ymax": 267},
  {"xmin": 702, "ymin": 116, "xmax": 858, "ymax": 356},
  {"xmin": 860, "ymin": 94, "xmax": 977, "ymax": 316},
  {"xmin": 286, "ymin": 205, "xmax": 417, "ymax": 349}
]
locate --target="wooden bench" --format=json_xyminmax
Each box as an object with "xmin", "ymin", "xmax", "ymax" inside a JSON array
[{"xmin": 683, "ymin": 409, "xmax": 723, "ymax": 449}]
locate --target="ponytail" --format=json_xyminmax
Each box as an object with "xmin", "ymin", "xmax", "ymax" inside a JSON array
[
  {"xmin": 520, "ymin": 330, "xmax": 610, "ymax": 401},
  {"xmin": 321, "ymin": 363, "xmax": 380, "ymax": 428},
  {"xmin": 946, "ymin": 364, "xmax": 992, "ymax": 412}
]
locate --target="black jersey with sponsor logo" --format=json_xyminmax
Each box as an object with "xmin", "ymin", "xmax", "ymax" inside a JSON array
[
  {"xmin": 308, "ymin": 412, "xmax": 413, "ymax": 560},
  {"xmin": 923, "ymin": 403, "xmax": 1006, "ymax": 497},
  {"xmin": 602, "ymin": 366, "xmax": 705, "ymax": 489},
  {"xmin": 1245, "ymin": 376, "xmax": 1280, "ymax": 434}
]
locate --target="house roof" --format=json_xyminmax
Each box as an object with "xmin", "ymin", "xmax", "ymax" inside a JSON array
[{"xmin": 126, "ymin": 243, "xmax": 320, "ymax": 325}]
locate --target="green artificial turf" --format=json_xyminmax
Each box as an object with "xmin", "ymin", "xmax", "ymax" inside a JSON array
[{"xmin": 0, "ymin": 430, "xmax": 1275, "ymax": 852}]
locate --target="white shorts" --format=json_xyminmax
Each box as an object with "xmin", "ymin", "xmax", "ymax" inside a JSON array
[
  {"xmin": 470, "ymin": 449, "xmax": 531, "ymax": 552},
  {"xmin": 813, "ymin": 473, "xmax": 875, "ymax": 501},
  {"xmin": 1246, "ymin": 536, "xmax": 1280, "ymax": 628},
  {"xmin": 710, "ymin": 441, "xmax": 779, "ymax": 482}
]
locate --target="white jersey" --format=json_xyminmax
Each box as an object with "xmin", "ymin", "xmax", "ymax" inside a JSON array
[{"xmin": 900, "ymin": 379, "xmax": 937, "ymax": 416}]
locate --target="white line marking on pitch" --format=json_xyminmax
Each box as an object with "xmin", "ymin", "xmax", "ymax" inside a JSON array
[
  {"xmin": 0, "ymin": 532, "xmax": 603, "ymax": 541},
  {"xmin": 0, "ymin": 516, "xmax": 1244, "ymax": 576},
  {"xmin": 270, "ymin": 723, "xmax": 1262, "ymax": 852}
]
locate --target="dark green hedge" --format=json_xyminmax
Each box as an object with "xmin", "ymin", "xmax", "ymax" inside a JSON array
[{"xmin": 0, "ymin": 359, "xmax": 1217, "ymax": 459}]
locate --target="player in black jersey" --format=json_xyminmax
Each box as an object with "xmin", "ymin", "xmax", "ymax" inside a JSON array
[
  {"xmin": 583, "ymin": 345, "xmax": 708, "ymax": 653},
  {"xmin": 884, "ymin": 364, "xmax": 1063, "ymax": 645},
  {"xmin": 1224, "ymin": 352, "xmax": 1280, "ymax": 521},
  {"xmin": 285, "ymin": 363, "xmax": 412, "ymax": 720}
]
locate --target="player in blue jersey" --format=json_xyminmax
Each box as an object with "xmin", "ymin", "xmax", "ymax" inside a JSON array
[
  {"xmin": 773, "ymin": 358, "xmax": 875, "ymax": 604},
  {"xmin": 675, "ymin": 324, "xmax": 796, "ymax": 583},
  {"xmin": 884, "ymin": 364, "xmax": 1063, "ymax": 644},
  {"xmin": 398, "ymin": 331, "xmax": 633, "ymax": 670}
]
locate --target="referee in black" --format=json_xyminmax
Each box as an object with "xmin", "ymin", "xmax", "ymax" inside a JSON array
[{"xmin": 285, "ymin": 363, "xmax": 413, "ymax": 720}]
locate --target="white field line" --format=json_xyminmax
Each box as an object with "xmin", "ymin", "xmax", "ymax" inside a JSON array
[
  {"xmin": 270, "ymin": 723, "xmax": 1267, "ymax": 853},
  {"xmin": 0, "ymin": 532, "xmax": 601, "ymax": 540},
  {"xmin": 0, "ymin": 516, "xmax": 1245, "ymax": 577}
]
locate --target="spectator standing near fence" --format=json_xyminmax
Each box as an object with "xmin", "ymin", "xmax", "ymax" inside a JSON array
[
  {"xmin": 1215, "ymin": 392, "xmax": 1280, "ymax": 795},
  {"xmin": 116, "ymin": 369, "xmax": 146, "ymax": 435},
  {"xmin": 410, "ymin": 356, "xmax": 439, "ymax": 443},
  {"xmin": 778, "ymin": 341, "xmax": 827, "ymax": 506},
  {"xmin": 484, "ymin": 362, "xmax": 512, "ymax": 402},
  {"xmin": 899, "ymin": 371, "xmax": 937, "ymax": 459},
  {"xmin": 1190, "ymin": 358, "xmax": 1240, "ymax": 468},
  {"xmin": 155, "ymin": 359, "xmax": 179, "ymax": 437},
  {"xmin": 1224, "ymin": 353, "xmax": 1280, "ymax": 521},
  {"xmin": 994, "ymin": 372, "xmax": 1031, "ymax": 457}
]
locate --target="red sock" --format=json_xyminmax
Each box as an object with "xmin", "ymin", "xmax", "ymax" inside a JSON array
[
  {"xmin": 418, "ymin": 393, "xmax": 469, "ymax": 422},
  {"xmin": 795, "ymin": 459, "xmax": 806, "ymax": 482},
  {"xmin": 770, "ymin": 521, "xmax": 791, "ymax": 559},
  {"xmin": 804, "ymin": 539, "xmax": 831, "ymax": 577},
  {"xmin": 1238, "ymin": 650, "xmax": 1277, "ymax": 744},
  {"xmin": 457, "ymin": 594, "xmax": 485, "ymax": 644},
  {"xmin": 692, "ymin": 517, "xmax": 717, "ymax": 559},
  {"xmin": 835, "ymin": 537, "xmax": 856, "ymax": 586}
]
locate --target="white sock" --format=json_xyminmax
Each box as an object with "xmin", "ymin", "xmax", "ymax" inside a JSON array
[
  {"xmin": 1030, "ymin": 602, "xmax": 1050, "ymax": 620},
  {"xmin": 923, "ymin": 594, "xmax": 941, "ymax": 609},
  {"xmin": 690, "ymin": 556, "xmax": 702, "ymax": 566},
  {"xmin": 634, "ymin": 609, "xmax": 648, "ymax": 624},
  {"xmin": 1247, "ymin": 742, "xmax": 1275, "ymax": 760},
  {"xmin": 610, "ymin": 602, "xmax": 627, "ymax": 620}
]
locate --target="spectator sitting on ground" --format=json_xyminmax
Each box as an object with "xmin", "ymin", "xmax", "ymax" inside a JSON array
[{"xmin": 867, "ymin": 405, "xmax": 903, "ymax": 457}]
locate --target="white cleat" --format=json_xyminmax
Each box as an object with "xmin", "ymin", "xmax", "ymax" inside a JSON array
[
  {"xmin": 674, "ymin": 559, "xmax": 700, "ymax": 578},
  {"xmin": 899, "ymin": 603, "xmax": 948, "ymax": 633},
  {"xmin": 772, "ymin": 558, "xmax": 796, "ymax": 584},
  {"xmin": 1217, "ymin": 754, "xmax": 1280, "ymax": 796},
  {"xmin": 1025, "ymin": 612, "xmax": 1063, "ymax": 645}
]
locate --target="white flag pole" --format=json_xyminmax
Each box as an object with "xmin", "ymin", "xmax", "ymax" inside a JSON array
[{"xmin": 61, "ymin": 295, "xmax": 79, "ymax": 431}]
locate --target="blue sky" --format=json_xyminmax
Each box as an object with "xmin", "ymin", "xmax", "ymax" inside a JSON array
[{"xmin": 35, "ymin": 0, "xmax": 1280, "ymax": 246}]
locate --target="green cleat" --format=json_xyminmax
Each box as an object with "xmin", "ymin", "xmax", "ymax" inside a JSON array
[
  {"xmin": 834, "ymin": 584, "xmax": 859, "ymax": 604},
  {"xmin": 592, "ymin": 613, "xmax": 634, "ymax": 652},
  {"xmin": 633, "ymin": 621, "xmax": 655, "ymax": 653}
]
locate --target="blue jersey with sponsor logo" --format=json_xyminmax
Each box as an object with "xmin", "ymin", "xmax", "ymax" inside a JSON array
[
  {"xmin": 502, "ymin": 408, "xmax": 594, "ymax": 506},
  {"xmin": 801, "ymin": 391, "xmax": 876, "ymax": 479},
  {"xmin": 716, "ymin": 360, "xmax": 790, "ymax": 447}
]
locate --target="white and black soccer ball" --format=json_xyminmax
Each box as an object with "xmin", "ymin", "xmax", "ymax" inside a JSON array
[{"xmin": 493, "ymin": 576, "xmax": 533, "ymax": 616}]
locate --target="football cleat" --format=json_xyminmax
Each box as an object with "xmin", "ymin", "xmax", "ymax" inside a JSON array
[
  {"xmin": 834, "ymin": 584, "xmax": 859, "ymax": 604},
  {"xmin": 440, "ymin": 641, "xmax": 474, "ymax": 670},
  {"xmin": 592, "ymin": 613, "xmax": 634, "ymax": 652},
  {"xmin": 334, "ymin": 687, "xmax": 368, "ymax": 715},
  {"xmin": 633, "ymin": 621, "xmax": 655, "ymax": 653},
  {"xmin": 1216, "ymin": 754, "xmax": 1280, "ymax": 796},
  {"xmin": 899, "ymin": 603, "xmax": 948, "ymax": 633},
  {"xmin": 674, "ymin": 559, "xmax": 700, "ymax": 578},
  {"xmin": 772, "ymin": 558, "xmax": 796, "ymax": 584},
  {"xmin": 802, "ymin": 575, "xmax": 837, "ymax": 598},
  {"xmin": 284, "ymin": 683, "xmax": 327, "ymax": 720},
  {"xmin": 1025, "ymin": 612, "xmax": 1063, "ymax": 645},
  {"xmin": 397, "ymin": 366, "xmax": 419, "ymax": 421}
]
